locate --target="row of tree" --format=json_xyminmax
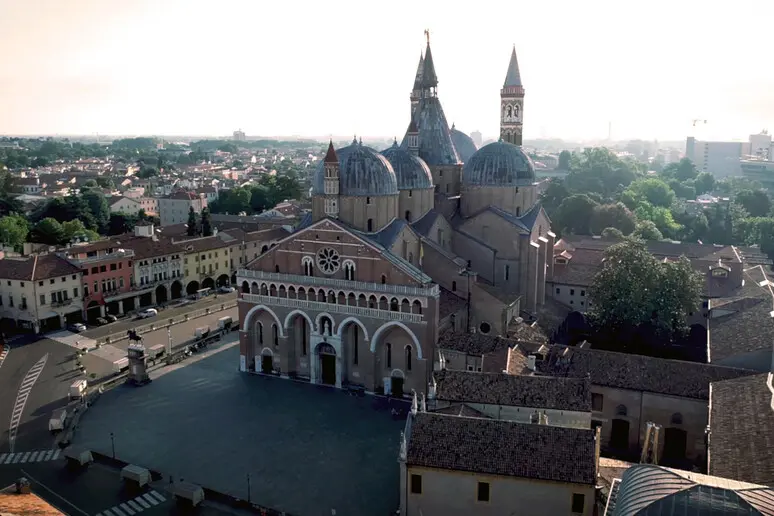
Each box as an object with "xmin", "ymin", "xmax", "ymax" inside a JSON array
[
  {"xmin": 542, "ymin": 149, "xmax": 774, "ymax": 258},
  {"xmin": 208, "ymin": 175, "xmax": 302, "ymax": 215}
]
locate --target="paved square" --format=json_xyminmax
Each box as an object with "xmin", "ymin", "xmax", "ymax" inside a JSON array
[{"xmin": 72, "ymin": 345, "xmax": 406, "ymax": 516}]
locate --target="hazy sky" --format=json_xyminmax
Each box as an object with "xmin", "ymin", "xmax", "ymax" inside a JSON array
[{"xmin": 2, "ymin": 0, "xmax": 773, "ymax": 142}]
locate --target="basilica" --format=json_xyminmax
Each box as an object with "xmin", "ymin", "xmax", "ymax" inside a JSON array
[{"xmin": 236, "ymin": 36, "xmax": 553, "ymax": 396}]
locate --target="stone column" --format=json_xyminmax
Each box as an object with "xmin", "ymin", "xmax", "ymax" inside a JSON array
[
  {"xmin": 335, "ymin": 356, "xmax": 342, "ymax": 389},
  {"xmin": 59, "ymin": 314, "xmax": 66, "ymax": 328},
  {"xmin": 309, "ymin": 352, "xmax": 317, "ymax": 384},
  {"xmin": 151, "ymin": 290, "xmax": 156, "ymax": 305},
  {"xmin": 118, "ymin": 300, "xmax": 124, "ymax": 315}
]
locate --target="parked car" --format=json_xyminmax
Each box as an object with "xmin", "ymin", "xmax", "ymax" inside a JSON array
[
  {"xmin": 105, "ymin": 314, "xmax": 118, "ymax": 323},
  {"xmin": 137, "ymin": 308, "xmax": 158, "ymax": 319},
  {"xmin": 68, "ymin": 323, "xmax": 87, "ymax": 333},
  {"xmin": 95, "ymin": 317, "xmax": 108, "ymax": 326},
  {"xmin": 218, "ymin": 286, "xmax": 235, "ymax": 294}
]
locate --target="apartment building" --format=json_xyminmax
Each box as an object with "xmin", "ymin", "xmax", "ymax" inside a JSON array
[
  {"xmin": 158, "ymin": 191, "xmax": 207, "ymax": 226},
  {"xmin": 0, "ymin": 254, "xmax": 84, "ymax": 333}
]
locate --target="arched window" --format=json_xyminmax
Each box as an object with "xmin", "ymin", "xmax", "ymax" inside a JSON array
[
  {"xmin": 275, "ymin": 265, "xmax": 280, "ymax": 273},
  {"xmin": 343, "ymin": 260, "xmax": 356, "ymax": 281},
  {"xmin": 242, "ymin": 281, "xmax": 249, "ymax": 294},
  {"xmin": 386, "ymin": 342, "xmax": 392, "ymax": 368},
  {"xmin": 405, "ymin": 210, "xmax": 411, "ymax": 222},
  {"xmin": 452, "ymin": 281, "xmax": 457, "ymax": 292},
  {"xmin": 390, "ymin": 298, "xmax": 399, "ymax": 312},
  {"xmin": 381, "ymin": 274, "xmax": 387, "ymax": 284},
  {"xmin": 367, "ymin": 219, "xmax": 373, "ymax": 232},
  {"xmin": 258, "ymin": 322, "xmax": 263, "ymax": 345},
  {"xmin": 301, "ymin": 320, "xmax": 308, "ymax": 356},
  {"xmin": 405, "ymin": 345, "xmax": 412, "ymax": 371},
  {"xmin": 272, "ymin": 324, "xmax": 279, "ymax": 347},
  {"xmin": 505, "ymin": 265, "xmax": 510, "ymax": 281},
  {"xmin": 352, "ymin": 326, "xmax": 359, "ymax": 365},
  {"xmin": 302, "ymin": 256, "xmax": 313, "ymax": 277},
  {"xmin": 261, "ymin": 245, "xmax": 268, "ymax": 253},
  {"xmin": 615, "ymin": 404, "xmax": 628, "ymax": 417},
  {"xmin": 516, "ymin": 207, "xmax": 521, "ymax": 217},
  {"xmin": 671, "ymin": 413, "xmax": 683, "ymax": 425},
  {"xmin": 408, "ymin": 252, "xmax": 413, "ymax": 264}
]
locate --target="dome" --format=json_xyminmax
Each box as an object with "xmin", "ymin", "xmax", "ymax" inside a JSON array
[
  {"xmin": 462, "ymin": 140, "xmax": 535, "ymax": 187},
  {"xmin": 380, "ymin": 142, "xmax": 433, "ymax": 190},
  {"xmin": 312, "ymin": 141, "xmax": 398, "ymax": 196},
  {"xmin": 450, "ymin": 125, "xmax": 478, "ymax": 163}
]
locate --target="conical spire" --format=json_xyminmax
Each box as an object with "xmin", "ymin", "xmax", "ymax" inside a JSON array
[
  {"xmin": 323, "ymin": 140, "xmax": 338, "ymax": 164},
  {"xmin": 421, "ymin": 30, "xmax": 438, "ymax": 89},
  {"xmin": 503, "ymin": 45, "xmax": 522, "ymax": 87},
  {"xmin": 413, "ymin": 52, "xmax": 424, "ymax": 90}
]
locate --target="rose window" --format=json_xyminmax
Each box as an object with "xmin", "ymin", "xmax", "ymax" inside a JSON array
[{"xmin": 316, "ymin": 248, "xmax": 341, "ymax": 275}]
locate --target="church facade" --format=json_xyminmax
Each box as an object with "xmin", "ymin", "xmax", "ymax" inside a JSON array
[{"xmin": 237, "ymin": 36, "xmax": 554, "ymax": 396}]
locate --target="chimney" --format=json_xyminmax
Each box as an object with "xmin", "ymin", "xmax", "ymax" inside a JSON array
[
  {"xmin": 527, "ymin": 355, "xmax": 536, "ymax": 372},
  {"xmin": 15, "ymin": 477, "xmax": 31, "ymax": 494}
]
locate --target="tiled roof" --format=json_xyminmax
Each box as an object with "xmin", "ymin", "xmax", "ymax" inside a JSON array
[
  {"xmin": 432, "ymin": 403, "xmax": 490, "ymax": 418},
  {"xmin": 0, "ymin": 254, "xmax": 80, "ymax": 281},
  {"xmin": 371, "ymin": 218, "xmax": 409, "ymax": 248},
  {"xmin": 540, "ymin": 345, "xmax": 757, "ymax": 399},
  {"xmin": 437, "ymin": 330, "xmax": 516, "ymax": 355},
  {"xmin": 709, "ymin": 373, "xmax": 774, "ymax": 486},
  {"xmin": 0, "ymin": 483, "xmax": 63, "ymax": 516},
  {"xmin": 434, "ymin": 369, "xmax": 592, "ymax": 412},
  {"xmin": 406, "ymin": 411, "xmax": 597, "ymax": 484},
  {"xmin": 163, "ymin": 191, "xmax": 200, "ymax": 200},
  {"xmin": 410, "ymin": 209, "xmax": 439, "ymax": 237},
  {"xmin": 174, "ymin": 235, "xmax": 231, "ymax": 253},
  {"xmin": 439, "ymin": 287, "xmax": 466, "ymax": 319},
  {"xmin": 708, "ymin": 266, "xmax": 774, "ymax": 362}
]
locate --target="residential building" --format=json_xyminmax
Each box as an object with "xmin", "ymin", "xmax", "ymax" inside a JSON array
[
  {"xmin": 741, "ymin": 158, "xmax": 774, "ymax": 192},
  {"xmin": 158, "ymin": 191, "xmax": 207, "ymax": 227},
  {"xmin": 0, "ymin": 254, "xmax": 84, "ymax": 333},
  {"xmin": 685, "ymin": 137, "xmax": 743, "ymax": 178},
  {"xmin": 57, "ymin": 241, "xmax": 135, "ymax": 320},
  {"xmin": 16, "ymin": 177, "xmax": 42, "ymax": 194},
  {"xmin": 539, "ymin": 344, "xmax": 757, "ymax": 470},
  {"xmin": 237, "ymin": 40, "xmax": 554, "ymax": 395},
  {"xmin": 139, "ymin": 197, "xmax": 158, "ymax": 215},
  {"xmin": 130, "ymin": 224, "xmax": 185, "ymax": 304},
  {"xmin": 604, "ymin": 464, "xmax": 774, "ymax": 514},
  {"xmin": 108, "ymin": 196, "xmax": 142, "ymax": 216},
  {"xmin": 748, "ymin": 130, "xmax": 771, "ymax": 158},
  {"xmin": 399, "ymin": 409, "xmax": 599, "ymax": 516},
  {"xmin": 196, "ymin": 186, "xmax": 218, "ymax": 205},
  {"xmin": 178, "ymin": 233, "xmax": 232, "ymax": 295},
  {"xmin": 233, "ymin": 129, "xmax": 246, "ymax": 141}
]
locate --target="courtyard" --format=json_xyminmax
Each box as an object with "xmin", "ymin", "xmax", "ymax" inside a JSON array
[{"xmin": 72, "ymin": 345, "xmax": 407, "ymax": 516}]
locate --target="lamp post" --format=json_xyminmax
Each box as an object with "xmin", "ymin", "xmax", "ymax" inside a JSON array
[{"xmin": 110, "ymin": 432, "xmax": 115, "ymax": 459}]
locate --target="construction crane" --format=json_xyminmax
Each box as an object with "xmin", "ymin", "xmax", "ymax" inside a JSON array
[{"xmin": 692, "ymin": 119, "xmax": 708, "ymax": 127}]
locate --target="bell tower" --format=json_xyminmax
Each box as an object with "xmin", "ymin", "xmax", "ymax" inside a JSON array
[
  {"xmin": 500, "ymin": 45, "xmax": 525, "ymax": 146},
  {"xmin": 323, "ymin": 140, "xmax": 339, "ymax": 218}
]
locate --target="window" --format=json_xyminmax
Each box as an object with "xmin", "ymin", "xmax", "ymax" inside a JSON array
[
  {"xmin": 110, "ymin": 263, "xmax": 117, "ymax": 271},
  {"xmin": 8, "ymin": 296, "xmax": 13, "ymax": 307},
  {"xmin": 258, "ymin": 323, "xmax": 264, "ymax": 345},
  {"xmin": 367, "ymin": 218, "xmax": 373, "ymax": 232},
  {"xmin": 410, "ymin": 474, "xmax": 422, "ymax": 494},
  {"xmin": 405, "ymin": 210, "xmax": 411, "ymax": 222},
  {"xmin": 516, "ymin": 207, "xmax": 521, "ymax": 216},
  {"xmin": 505, "ymin": 265, "xmax": 510, "ymax": 281},
  {"xmin": 118, "ymin": 263, "xmax": 122, "ymax": 269},
  {"xmin": 73, "ymin": 288, "xmax": 79, "ymax": 298},
  {"xmin": 477, "ymin": 482, "xmax": 490, "ymax": 502},
  {"xmin": 405, "ymin": 345, "xmax": 412, "ymax": 371},
  {"xmin": 615, "ymin": 404, "xmax": 628, "ymax": 417},
  {"xmin": 381, "ymin": 274, "xmax": 387, "ymax": 284},
  {"xmin": 20, "ymin": 282, "xmax": 24, "ymax": 287},
  {"xmin": 671, "ymin": 412, "xmax": 683, "ymax": 425},
  {"xmin": 571, "ymin": 493, "xmax": 585, "ymax": 513},
  {"xmin": 386, "ymin": 342, "xmax": 392, "ymax": 368},
  {"xmin": 100, "ymin": 265, "xmax": 106, "ymax": 273},
  {"xmin": 452, "ymin": 281, "xmax": 457, "ymax": 292},
  {"xmin": 581, "ymin": 290, "xmax": 585, "ymax": 296},
  {"xmin": 353, "ymin": 326, "xmax": 359, "ymax": 365},
  {"xmin": 570, "ymin": 289, "xmax": 575, "ymax": 296},
  {"xmin": 366, "ymin": 196, "xmax": 372, "ymax": 205},
  {"xmin": 40, "ymin": 294, "xmax": 46, "ymax": 305},
  {"xmin": 592, "ymin": 393, "xmax": 603, "ymax": 412},
  {"xmin": 50, "ymin": 279, "xmax": 55, "ymax": 285},
  {"xmin": 21, "ymin": 297, "xmax": 27, "ymax": 310},
  {"xmin": 39, "ymin": 281, "xmax": 43, "ymax": 286},
  {"xmin": 479, "ymin": 322, "xmax": 491, "ymax": 334},
  {"xmin": 556, "ymin": 288, "xmax": 560, "ymax": 294},
  {"xmin": 91, "ymin": 267, "xmax": 98, "ymax": 274},
  {"xmin": 119, "ymin": 278, "xmax": 124, "ymax": 289}
]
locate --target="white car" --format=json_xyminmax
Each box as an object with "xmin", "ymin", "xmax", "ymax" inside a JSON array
[
  {"xmin": 137, "ymin": 308, "xmax": 158, "ymax": 319},
  {"xmin": 218, "ymin": 286, "xmax": 235, "ymax": 294}
]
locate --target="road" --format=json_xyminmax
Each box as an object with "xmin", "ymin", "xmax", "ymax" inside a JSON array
[{"xmin": 81, "ymin": 291, "xmax": 237, "ymax": 340}]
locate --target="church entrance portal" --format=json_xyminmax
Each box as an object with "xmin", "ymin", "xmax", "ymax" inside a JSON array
[
  {"xmin": 317, "ymin": 343, "xmax": 336, "ymax": 386},
  {"xmin": 610, "ymin": 419, "xmax": 630, "ymax": 451},
  {"xmin": 261, "ymin": 353, "xmax": 273, "ymax": 374},
  {"xmin": 391, "ymin": 373, "xmax": 405, "ymax": 398}
]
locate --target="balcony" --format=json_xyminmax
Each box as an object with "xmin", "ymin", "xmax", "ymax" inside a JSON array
[
  {"xmin": 237, "ymin": 269, "xmax": 439, "ymax": 298},
  {"xmin": 66, "ymin": 249, "xmax": 135, "ymax": 266},
  {"xmin": 240, "ymin": 293, "xmax": 426, "ymax": 324}
]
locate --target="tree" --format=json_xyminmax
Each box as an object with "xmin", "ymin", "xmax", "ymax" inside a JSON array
[
  {"xmin": 108, "ymin": 213, "xmax": 135, "ymax": 235},
  {"xmin": 31, "ymin": 218, "xmax": 65, "ymax": 245},
  {"xmin": 634, "ymin": 203, "xmax": 680, "ymax": 238},
  {"xmin": 621, "ymin": 178, "xmax": 675, "ymax": 209},
  {"xmin": 557, "ymin": 150, "xmax": 571, "ymax": 170},
  {"xmin": 0, "ymin": 214, "xmax": 29, "ymax": 250},
  {"xmin": 137, "ymin": 167, "xmax": 158, "ymax": 179},
  {"xmin": 539, "ymin": 179, "xmax": 570, "ymax": 218},
  {"xmin": 590, "ymin": 203, "xmax": 636, "ymax": 235},
  {"xmin": 694, "ymin": 172, "xmax": 715, "ymax": 195},
  {"xmin": 735, "ymin": 189, "xmax": 771, "ymax": 218},
  {"xmin": 674, "ymin": 158, "xmax": 698, "ymax": 181},
  {"xmin": 632, "ymin": 220, "xmax": 663, "ymax": 241},
  {"xmin": 201, "ymin": 207, "xmax": 213, "ymax": 237},
  {"xmin": 564, "ymin": 148, "xmax": 643, "ymax": 200},
  {"xmin": 81, "ymin": 190, "xmax": 110, "ymax": 233},
  {"xmin": 589, "ymin": 239, "xmax": 702, "ymax": 337},
  {"xmin": 554, "ymin": 194, "xmax": 599, "ymax": 235},
  {"xmin": 187, "ymin": 207, "xmax": 198, "ymax": 236},
  {"xmin": 95, "ymin": 177, "xmax": 114, "ymax": 189},
  {"xmin": 250, "ymin": 185, "xmax": 270, "ymax": 213},
  {"xmin": 81, "ymin": 179, "xmax": 99, "ymax": 191},
  {"xmin": 210, "ymin": 187, "xmax": 251, "ymax": 214},
  {"xmin": 62, "ymin": 220, "xmax": 98, "ymax": 243}
]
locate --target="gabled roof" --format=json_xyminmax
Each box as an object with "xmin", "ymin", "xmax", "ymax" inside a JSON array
[
  {"xmin": 503, "ymin": 45, "xmax": 523, "ymax": 87},
  {"xmin": 0, "ymin": 254, "xmax": 81, "ymax": 281},
  {"xmin": 406, "ymin": 412, "xmax": 597, "ymax": 484},
  {"xmin": 411, "ymin": 209, "xmax": 440, "ymax": 237}
]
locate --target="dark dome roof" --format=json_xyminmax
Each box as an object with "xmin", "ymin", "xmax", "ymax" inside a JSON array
[
  {"xmin": 312, "ymin": 141, "xmax": 398, "ymax": 196},
  {"xmin": 450, "ymin": 126, "xmax": 478, "ymax": 163},
  {"xmin": 380, "ymin": 142, "xmax": 433, "ymax": 190},
  {"xmin": 463, "ymin": 140, "xmax": 535, "ymax": 187}
]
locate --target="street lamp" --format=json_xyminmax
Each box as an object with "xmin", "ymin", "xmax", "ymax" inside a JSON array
[{"xmin": 110, "ymin": 432, "xmax": 115, "ymax": 459}]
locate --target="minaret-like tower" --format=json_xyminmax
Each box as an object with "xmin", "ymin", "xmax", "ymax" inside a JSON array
[
  {"xmin": 500, "ymin": 45, "xmax": 525, "ymax": 146},
  {"xmin": 420, "ymin": 30, "xmax": 438, "ymax": 99},
  {"xmin": 407, "ymin": 119, "xmax": 420, "ymax": 156},
  {"xmin": 410, "ymin": 52, "xmax": 424, "ymax": 117},
  {"xmin": 322, "ymin": 140, "xmax": 339, "ymax": 217}
]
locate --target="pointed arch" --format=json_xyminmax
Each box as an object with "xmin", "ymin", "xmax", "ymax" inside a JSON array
[
  {"xmin": 284, "ymin": 309, "xmax": 314, "ymax": 331},
  {"xmin": 336, "ymin": 316, "xmax": 370, "ymax": 341},
  {"xmin": 370, "ymin": 321, "xmax": 423, "ymax": 359},
  {"xmin": 315, "ymin": 312, "xmax": 336, "ymax": 334},
  {"xmin": 242, "ymin": 304, "xmax": 284, "ymax": 337}
]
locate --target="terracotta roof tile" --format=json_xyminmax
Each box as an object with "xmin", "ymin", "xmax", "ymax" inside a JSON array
[
  {"xmin": 437, "ymin": 330, "xmax": 516, "ymax": 355},
  {"xmin": 0, "ymin": 254, "xmax": 80, "ymax": 281},
  {"xmin": 438, "ymin": 287, "xmax": 466, "ymax": 319},
  {"xmin": 540, "ymin": 345, "xmax": 758, "ymax": 399},
  {"xmin": 434, "ymin": 369, "xmax": 591, "ymax": 412},
  {"xmin": 406, "ymin": 412, "xmax": 597, "ymax": 484}
]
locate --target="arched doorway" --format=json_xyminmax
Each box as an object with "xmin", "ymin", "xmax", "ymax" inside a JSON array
[
  {"xmin": 171, "ymin": 280, "xmax": 183, "ymax": 300},
  {"xmin": 202, "ymin": 277, "xmax": 215, "ymax": 290},
  {"xmin": 231, "ymin": 273, "xmax": 237, "ymax": 285},
  {"xmin": 155, "ymin": 284, "xmax": 168, "ymax": 304},
  {"xmin": 371, "ymin": 322, "xmax": 421, "ymax": 394},
  {"xmin": 139, "ymin": 293, "xmax": 153, "ymax": 307},
  {"xmin": 86, "ymin": 301, "xmax": 101, "ymax": 323},
  {"xmin": 610, "ymin": 419, "xmax": 630, "ymax": 451},
  {"xmin": 287, "ymin": 312, "xmax": 312, "ymax": 365},
  {"xmin": 663, "ymin": 427, "xmax": 688, "ymax": 463},
  {"xmin": 261, "ymin": 349, "xmax": 273, "ymax": 374},
  {"xmin": 241, "ymin": 281, "xmax": 250, "ymax": 293},
  {"xmin": 391, "ymin": 369, "xmax": 405, "ymax": 398},
  {"xmin": 216, "ymin": 274, "xmax": 230, "ymax": 287},
  {"xmin": 316, "ymin": 342, "xmax": 336, "ymax": 386},
  {"xmin": 186, "ymin": 280, "xmax": 200, "ymax": 295},
  {"xmin": 339, "ymin": 319, "xmax": 367, "ymax": 372}
]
